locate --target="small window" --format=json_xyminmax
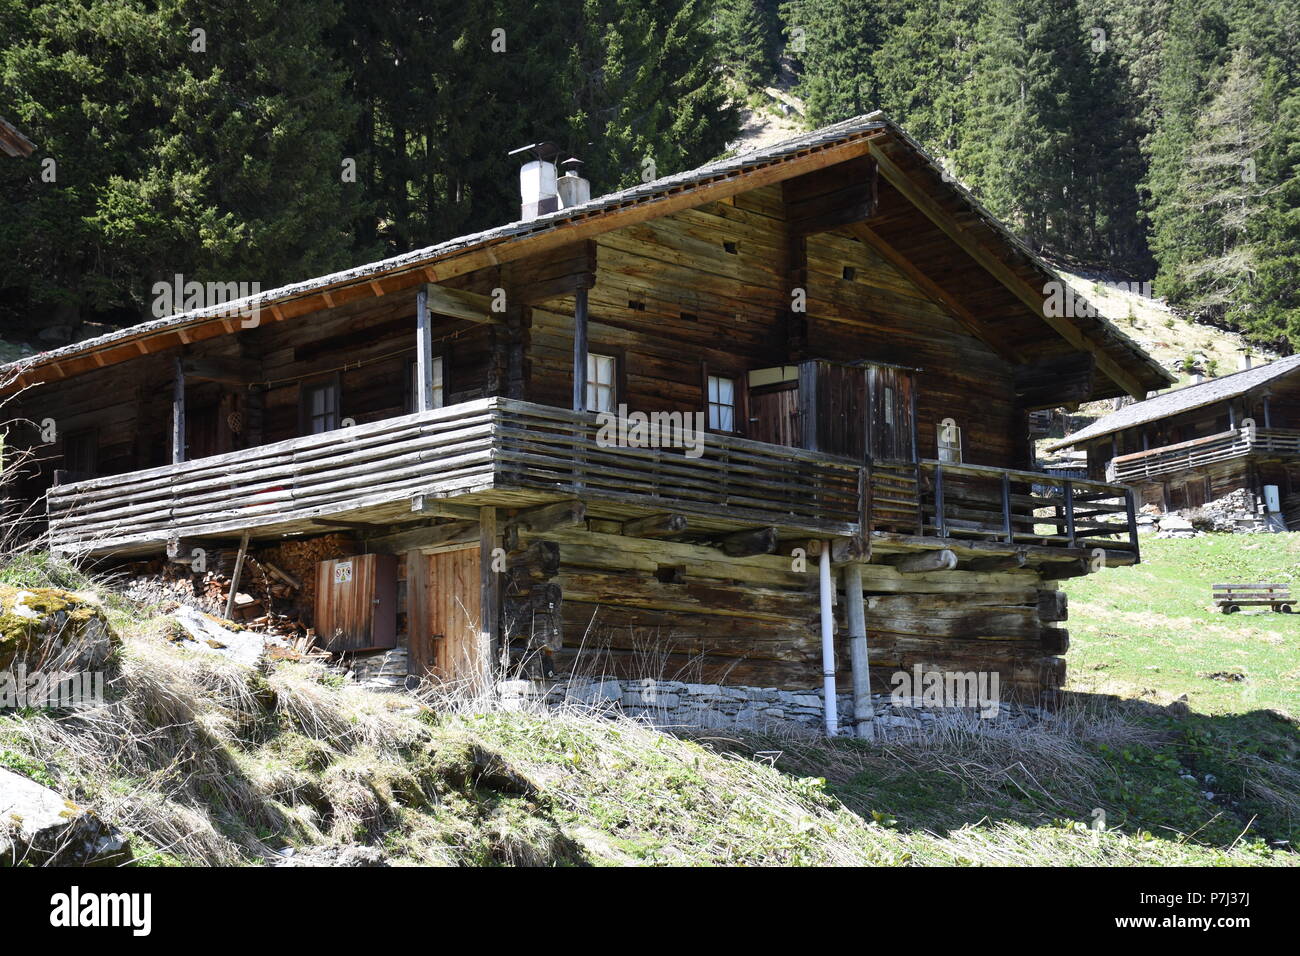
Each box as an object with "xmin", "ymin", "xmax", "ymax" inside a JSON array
[
  {"xmin": 883, "ymin": 386, "xmax": 895, "ymax": 426},
  {"xmin": 707, "ymin": 375, "xmax": 737, "ymax": 432},
  {"xmin": 722, "ymin": 241, "xmax": 738, "ymax": 255},
  {"xmin": 407, "ymin": 356, "xmax": 445, "ymax": 413},
  {"xmin": 937, "ymin": 420, "xmax": 962, "ymax": 463},
  {"xmin": 842, "ymin": 265, "xmax": 857, "ymax": 281},
  {"xmin": 587, "ymin": 353, "xmax": 617, "ymax": 412},
  {"xmin": 303, "ymin": 379, "xmax": 340, "ymax": 435},
  {"xmin": 62, "ymin": 428, "xmax": 98, "ymax": 477}
]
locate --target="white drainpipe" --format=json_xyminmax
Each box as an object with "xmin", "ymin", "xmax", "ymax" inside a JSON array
[{"xmin": 819, "ymin": 541, "xmax": 838, "ymax": 735}]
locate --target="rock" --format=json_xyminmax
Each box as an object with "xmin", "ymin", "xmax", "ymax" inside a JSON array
[
  {"xmin": 0, "ymin": 586, "xmax": 118, "ymax": 673},
  {"xmin": 169, "ymin": 605, "xmax": 269, "ymax": 668},
  {"xmin": 273, "ymin": 844, "xmax": 388, "ymax": 867},
  {"xmin": 0, "ymin": 768, "xmax": 131, "ymax": 866}
]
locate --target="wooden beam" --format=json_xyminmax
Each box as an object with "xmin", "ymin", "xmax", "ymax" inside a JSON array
[
  {"xmin": 720, "ymin": 526, "xmax": 778, "ymax": 557},
  {"xmin": 622, "ymin": 513, "xmax": 689, "ymax": 538},
  {"xmin": 181, "ymin": 357, "xmax": 259, "ymax": 386},
  {"xmin": 370, "ymin": 520, "xmax": 477, "ymax": 554},
  {"xmin": 479, "ymin": 506, "xmax": 500, "ymax": 685},
  {"xmin": 224, "ymin": 531, "xmax": 251, "ymax": 620},
  {"xmin": 868, "ymin": 142, "xmax": 1148, "ymax": 398},
  {"xmin": 885, "ymin": 549, "xmax": 957, "ymax": 573},
  {"xmin": 808, "ymin": 537, "xmax": 866, "ymax": 562},
  {"xmin": 848, "ymin": 223, "xmax": 1019, "ymax": 363},
  {"xmin": 573, "ymin": 287, "xmax": 589, "ymax": 411},
  {"xmin": 510, "ymin": 499, "xmax": 586, "ymax": 533},
  {"xmin": 425, "ymin": 283, "xmax": 502, "ymax": 325},
  {"xmin": 410, "ymin": 496, "xmax": 482, "ymax": 520},
  {"xmin": 963, "ymin": 553, "xmax": 1028, "ymax": 573},
  {"xmin": 1039, "ymin": 558, "xmax": 1090, "ymax": 580},
  {"xmin": 172, "ymin": 357, "xmax": 185, "ymax": 464}
]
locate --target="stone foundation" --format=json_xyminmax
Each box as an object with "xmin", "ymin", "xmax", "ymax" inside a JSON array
[{"xmin": 497, "ymin": 676, "xmax": 1047, "ymax": 736}]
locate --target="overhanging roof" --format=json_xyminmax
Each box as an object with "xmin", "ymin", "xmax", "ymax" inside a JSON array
[
  {"xmin": 0, "ymin": 112, "xmax": 1170, "ymax": 398},
  {"xmin": 0, "ymin": 116, "xmax": 35, "ymax": 158},
  {"xmin": 1046, "ymin": 355, "xmax": 1300, "ymax": 451}
]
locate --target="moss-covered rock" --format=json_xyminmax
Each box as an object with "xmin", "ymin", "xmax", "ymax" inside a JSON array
[{"xmin": 0, "ymin": 585, "xmax": 118, "ymax": 673}]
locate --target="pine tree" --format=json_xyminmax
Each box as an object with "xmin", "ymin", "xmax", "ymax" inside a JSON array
[
  {"xmin": 0, "ymin": 0, "xmax": 362, "ymax": 336},
  {"xmin": 711, "ymin": 0, "xmax": 782, "ymax": 90},
  {"xmin": 781, "ymin": 0, "xmax": 889, "ymax": 124}
]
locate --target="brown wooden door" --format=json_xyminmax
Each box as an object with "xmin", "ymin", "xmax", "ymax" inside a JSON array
[
  {"xmin": 315, "ymin": 554, "xmax": 398, "ymax": 653},
  {"xmin": 748, "ymin": 383, "xmax": 800, "ymax": 447},
  {"xmin": 408, "ymin": 546, "xmax": 482, "ymax": 682},
  {"xmin": 865, "ymin": 364, "xmax": 917, "ymax": 463}
]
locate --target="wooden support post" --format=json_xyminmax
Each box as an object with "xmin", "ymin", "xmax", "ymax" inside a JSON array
[
  {"xmin": 224, "ymin": 531, "xmax": 250, "ymax": 620},
  {"xmin": 479, "ymin": 506, "xmax": 500, "ymax": 688},
  {"xmin": 1264, "ymin": 394, "xmax": 1272, "ymax": 428},
  {"xmin": 1125, "ymin": 488, "xmax": 1140, "ymax": 559},
  {"xmin": 818, "ymin": 542, "xmax": 838, "ymax": 735},
  {"xmin": 721, "ymin": 526, "xmax": 778, "ymax": 557},
  {"xmin": 1063, "ymin": 480, "xmax": 1077, "ymax": 546},
  {"xmin": 622, "ymin": 513, "xmax": 689, "ymax": 538},
  {"xmin": 172, "ymin": 356, "xmax": 185, "ymax": 464},
  {"xmin": 416, "ymin": 286, "xmax": 435, "ymax": 411},
  {"xmin": 933, "ymin": 464, "xmax": 946, "ymax": 537},
  {"xmin": 1001, "ymin": 472, "xmax": 1013, "ymax": 543},
  {"xmin": 572, "ymin": 287, "xmax": 589, "ymax": 412},
  {"xmin": 886, "ymin": 549, "xmax": 956, "ymax": 573},
  {"xmin": 843, "ymin": 562, "xmax": 874, "ymax": 739}
]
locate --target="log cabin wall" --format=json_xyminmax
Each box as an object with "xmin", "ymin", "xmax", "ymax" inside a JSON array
[
  {"xmin": 509, "ymin": 184, "xmax": 1026, "ymax": 469},
  {"xmin": 508, "ymin": 527, "xmax": 1065, "ymax": 696}
]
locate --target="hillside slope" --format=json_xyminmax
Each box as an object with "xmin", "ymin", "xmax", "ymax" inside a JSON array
[{"xmin": 1, "ymin": 551, "xmax": 1295, "ymax": 867}]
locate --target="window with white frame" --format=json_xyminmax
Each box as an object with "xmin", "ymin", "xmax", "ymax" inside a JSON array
[
  {"xmin": 304, "ymin": 380, "xmax": 340, "ymax": 434},
  {"xmin": 937, "ymin": 419, "xmax": 962, "ymax": 463},
  {"xmin": 707, "ymin": 375, "xmax": 737, "ymax": 431},
  {"xmin": 587, "ymin": 352, "xmax": 617, "ymax": 412},
  {"xmin": 407, "ymin": 356, "xmax": 445, "ymax": 412}
]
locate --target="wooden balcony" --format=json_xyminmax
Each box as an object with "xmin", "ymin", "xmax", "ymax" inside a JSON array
[
  {"xmin": 44, "ymin": 398, "xmax": 1139, "ymax": 566},
  {"xmin": 1110, "ymin": 426, "xmax": 1300, "ymax": 483},
  {"xmin": 44, "ymin": 398, "xmax": 861, "ymax": 555}
]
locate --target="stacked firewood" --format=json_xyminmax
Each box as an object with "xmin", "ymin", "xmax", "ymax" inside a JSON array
[{"xmin": 119, "ymin": 533, "xmax": 358, "ymax": 643}]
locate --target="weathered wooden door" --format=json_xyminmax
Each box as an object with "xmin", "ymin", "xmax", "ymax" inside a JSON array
[
  {"xmin": 865, "ymin": 364, "xmax": 917, "ymax": 463},
  {"xmin": 408, "ymin": 546, "xmax": 482, "ymax": 682},
  {"xmin": 748, "ymin": 383, "xmax": 801, "ymax": 447},
  {"xmin": 315, "ymin": 554, "xmax": 398, "ymax": 653}
]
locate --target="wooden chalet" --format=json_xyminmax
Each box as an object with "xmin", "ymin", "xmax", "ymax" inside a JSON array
[
  {"xmin": 1048, "ymin": 355, "xmax": 1300, "ymax": 521},
  {"xmin": 0, "ymin": 113, "xmax": 1172, "ymax": 730}
]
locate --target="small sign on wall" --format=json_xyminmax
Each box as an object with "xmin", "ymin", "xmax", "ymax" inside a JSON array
[{"xmin": 334, "ymin": 560, "xmax": 353, "ymax": 584}]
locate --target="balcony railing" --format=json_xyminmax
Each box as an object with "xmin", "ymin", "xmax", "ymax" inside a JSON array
[
  {"xmin": 1110, "ymin": 426, "xmax": 1300, "ymax": 483},
  {"xmin": 44, "ymin": 397, "xmax": 1140, "ymax": 560},
  {"xmin": 917, "ymin": 460, "xmax": 1139, "ymax": 556}
]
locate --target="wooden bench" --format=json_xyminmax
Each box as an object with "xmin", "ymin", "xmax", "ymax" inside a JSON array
[{"xmin": 1212, "ymin": 583, "xmax": 1296, "ymax": 614}]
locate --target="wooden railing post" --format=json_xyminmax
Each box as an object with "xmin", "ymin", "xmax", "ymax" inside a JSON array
[
  {"xmin": 1063, "ymin": 480, "xmax": 1076, "ymax": 547},
  {"xmin": 1126, "ymin": 487, "xmax": 1140, "ymax": 559},
  {"xmin": 933, "ymin": 463, "xmax": 946, "ymax": 537},
  {"xmin": 1001, "ymin": 471, "xmax": 1013, "ymax": 543}
]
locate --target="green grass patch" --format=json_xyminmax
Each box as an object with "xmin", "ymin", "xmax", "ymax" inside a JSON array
[{"xmin": 1065, "ymin": 535, "xmax": 1300, "ymax": 716}]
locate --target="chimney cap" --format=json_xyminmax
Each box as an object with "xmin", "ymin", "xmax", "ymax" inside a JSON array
[
  {"xmin": 561, "ymin": 156, "xmax": 584, "ymax": 173},
  {"xmin": 508, "ymin": 141, "xmax": 561, "ymax": 163}
]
